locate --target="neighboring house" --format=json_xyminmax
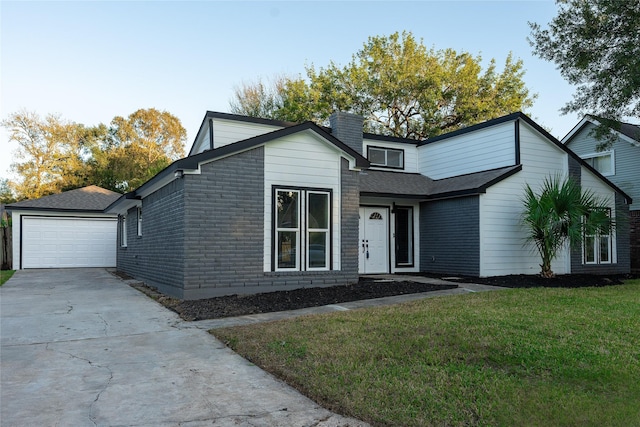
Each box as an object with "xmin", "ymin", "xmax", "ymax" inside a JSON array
[
  {"xmin": 106, "ymin": 111, "xmax": 632, "ymax": 300},
  {"xmin": 562, "ymin": 115, "xmax": 640, "ymax": 273},
  {"xmin": 6, "ymin": 185, "xmax": 120, "ymax": 269}
]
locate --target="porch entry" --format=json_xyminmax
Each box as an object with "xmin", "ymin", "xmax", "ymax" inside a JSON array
[{"xmin": 359, "ymin": 207, "xmax": 389, "ymax": 274}]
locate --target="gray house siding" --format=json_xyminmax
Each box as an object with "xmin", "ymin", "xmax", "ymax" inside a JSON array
[
  {"xmin": 566, "ymin": 122, "xmax": 638, "ymax": 272},
  {"xmin": 136, "ymin": 148, "xmax": 361, "ymax": 300},
  {"xmin": 570, "ymin": 193, "xmax": 630, "ymax": 274},
  {"xmin": 420, "ymin": 196, "xmax": 480, "ymax": 276},
  {"xmin": 116, "ymin": 179, "xmax": 186, "ymax": 297},
  {"xmin": 567, "ymin": 122, "xmax": 639, "ymax": 211},
  {"xmin": 340, "ymin": 157, "xmax": 361, "ymax": 280},
  {"xmin": 181, "ymin": 147, "xmax": 266, "ymax": 299}
]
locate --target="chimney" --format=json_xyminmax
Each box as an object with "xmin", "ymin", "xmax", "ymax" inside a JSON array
[{"xmin": 329, "ymin": 111, "xmax": 364, "ymax": 156}]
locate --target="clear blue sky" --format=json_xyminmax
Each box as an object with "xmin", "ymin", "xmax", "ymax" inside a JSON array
[{"xmin": 1, "ymin": 0, "xmax": 580, "ymax": 180}]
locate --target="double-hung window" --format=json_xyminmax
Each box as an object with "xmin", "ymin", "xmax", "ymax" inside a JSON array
[
  {"xmin": 583, "ymin": 208, "xmax": 612, "ymax": 264},
  {"xmin": 274, "ymin": 187, "xmax": 331, "ymax": 271}
]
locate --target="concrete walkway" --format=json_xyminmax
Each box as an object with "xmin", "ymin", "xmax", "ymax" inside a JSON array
[{"xmin": 1, "ymin": 268, "xmax": 369, "ymax": 427}]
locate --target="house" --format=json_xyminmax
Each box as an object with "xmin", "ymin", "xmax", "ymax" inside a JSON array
[
  {"xmin": 106, "ymin": 111, "xmax": 632, "ymax": 300},
  {"xmin": 562, "ymin": 115, "xmax": 640, "ymax": 273},
  {"xmin": 6, "ymin": 185, "xmax": 121, "ymax": 269}
]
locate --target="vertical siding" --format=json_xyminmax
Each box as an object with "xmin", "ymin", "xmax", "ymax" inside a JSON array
[
  {"xmin": 362, "ymin": 138, "xmax": 419, "ymax": 173},
  {"xmin": 418, "ymin": 121, "xmax": 516, "ymax": 179},
  {"xmin": 117, "ymin": 179, "xmax": 186, "ymax": 298},
  {"xmin": 479, "ymin": 121, "xmax": 570, "ymax": 276},
  {"xmin": 420, "ymin": 196, "xmax": 480, "ymax": 276}
]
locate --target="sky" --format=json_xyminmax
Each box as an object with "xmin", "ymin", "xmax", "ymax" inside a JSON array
[{"xmin": 1, "ymin": 0, "xmax": 582, "ymax": 181}]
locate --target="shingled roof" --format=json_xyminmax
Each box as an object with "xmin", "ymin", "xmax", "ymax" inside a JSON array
[
  {"xmin": 6, "ymin": 185, "xmax": 122, "ymax": 212},
  {"xmin": 360, "ymin": 165, "xmax": 522, "ymax": 199}
]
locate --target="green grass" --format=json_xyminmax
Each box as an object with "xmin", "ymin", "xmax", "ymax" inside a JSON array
[
  {"xmin": 213, "ymin": 280, "xmax": 640, "ymax": 426},
  {"xmin": 0, "ymin": 270, "xmax": 15, "ymax": 286}
]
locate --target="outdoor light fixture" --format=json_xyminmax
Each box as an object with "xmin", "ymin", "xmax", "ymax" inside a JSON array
[{"xmin": 174, "ymin": 170, "xmax": 184, "ymax": 179}]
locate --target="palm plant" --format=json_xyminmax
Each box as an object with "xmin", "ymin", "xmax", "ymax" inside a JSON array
[{"xmin": 522, "ymin": 175, "xmax": 613, "ymax": 278}]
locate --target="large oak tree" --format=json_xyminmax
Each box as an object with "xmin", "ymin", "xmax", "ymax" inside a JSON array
[{"xmin": 230, "ymin": 31, "xmax": 536, "ymax": 139}]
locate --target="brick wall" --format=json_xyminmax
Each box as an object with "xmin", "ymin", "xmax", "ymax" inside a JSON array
[
  {"xmin": 117, "ymin": 179, "xmax": 186, "ymax": 297},
  {"xmin": 179, "ymin": 149, "xmax": 360, "ymax": 299}
]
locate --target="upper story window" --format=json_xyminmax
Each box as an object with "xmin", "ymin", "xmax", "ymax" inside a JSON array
[
  {"xmin": 367, "ymin": 146, "xmax": 404, "ymax": 169},
  {"xmin": 581, "ymin": 151, "xmax": 614, "ymax": 176}
]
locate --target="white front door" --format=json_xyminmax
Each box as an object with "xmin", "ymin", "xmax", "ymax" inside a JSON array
[{"xmin": 358, "ymin": 207, "xmax": 389, "ymax": 274}]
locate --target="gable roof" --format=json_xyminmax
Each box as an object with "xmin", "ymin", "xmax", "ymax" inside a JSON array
[
  {"xmin": 562, "ymin": 115, "xmax": 640, "ymax": 147},
  {"xmin": 360, "ymin": 165, "xmax": 522, "ymax": 200},
  {"xmin": 107, "ymin": 121, "xmax": 370, "ymax": 213},
  {"xmin": 6, "ymin": 185, "xmax": 121, "ymax": 213},
  {"xmin": 189, "ymin": 111, "xmax": 299, "ymax": 156},
  {"xmin": 415, "ymin": 111, "xmax": 632, "ymax": 204}
]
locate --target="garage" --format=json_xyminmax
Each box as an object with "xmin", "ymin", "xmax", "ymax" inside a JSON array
[
  {"xmin": 6, "ymin": 185, "xmax": 122, "ymax": 270},
  {"xmin": 21, "ymin": 217, "xmax": 117, "ymax": 268}
]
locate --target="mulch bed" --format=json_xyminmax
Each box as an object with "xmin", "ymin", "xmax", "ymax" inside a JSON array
[
  {"xmin": 121, "ymin": 272, "xmax": 639, "ymax": 321},
  {"xmin": 431, "ymin": 273, "xmax": 639, "ymax": 288}
]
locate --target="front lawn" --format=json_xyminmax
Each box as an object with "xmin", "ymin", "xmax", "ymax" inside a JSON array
[
  {"xmin": 0, "ymin": 270, "xmax": 15, "ymax": 286},
  {"xmin": 213, "ymin": 280, "xmax": 640, "ymax": 426}
]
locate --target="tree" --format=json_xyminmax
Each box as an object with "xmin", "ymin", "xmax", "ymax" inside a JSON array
[
  {"xmin": 104, "ymin": 108, "xmax": 187, "ymax": 192},
  {"xmin": 230, "ymin": 31, "xmax": 536, "ymax": 139},
  {"xmin": 1, "ymin": 111, "xmax": 89, "ymax": 199},
  {"xmin": 522, "ymin": 175, "xmax": 613, "ymax": 278},
  {"xmin": 529, "ymin": 0, "xmax": 640, "ymax": 148},
  {"xmin": 0, "ymin": 179, "xmax": 16, "ymax": 204},
  {"xmin": 2, "ymin": 108, "xmax": 187, "ymax": 198}
]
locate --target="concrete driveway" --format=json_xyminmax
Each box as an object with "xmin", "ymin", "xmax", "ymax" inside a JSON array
[{"xmin": 1, "ymin": 268, "xmax": 367, "ymax": 426}]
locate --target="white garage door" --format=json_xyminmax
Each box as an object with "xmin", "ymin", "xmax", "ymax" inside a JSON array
[{"xmin": 22, "ymin": 217, "xmax": 117, "ymax": 268}]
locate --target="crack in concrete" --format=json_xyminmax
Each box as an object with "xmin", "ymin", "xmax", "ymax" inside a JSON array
[
  {"xmin": 96, "ymin": 313, "xmax": 110, "ymax": 337},
  {"xmin": 44, "ymin": 343, "xmax": 114, "ymax": 427}
]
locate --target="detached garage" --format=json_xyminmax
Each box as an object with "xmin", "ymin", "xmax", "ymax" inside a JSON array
[{"xmin": 6, "ymin": 186, "xmax": 121, "ymax": 269}]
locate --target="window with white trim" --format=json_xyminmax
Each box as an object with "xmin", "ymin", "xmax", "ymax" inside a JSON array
[
  {"xmin": 581, "ymin": 151, "xmax": 614, "ymax": 176},
  {"xmin": 121, "ymin": 215, "xmax": 127, "ymax": 247},
  {"xmin": 274, "ymin": 188, "xmax": 331, "ymax": 271},
  {"xmin": 367, "ymin": 146, "xmax": 404, "ymax": 169},
  {"xmin": 137, "ymin": 207, "xmax": 142, "ymax": 236},
  {"xmin": 583, "ymin": 208, "xmax": 612, "ymax": 264}
]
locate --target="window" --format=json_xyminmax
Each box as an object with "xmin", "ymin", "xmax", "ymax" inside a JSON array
[
  {"xmin": 583, "ymin": 209, "xmax": 612, "ymax": 264},
  {"xmin": 121, "ymin": 215, "xmax": 127, "ymax": 247},
  {"xmin": 367, "ymin": 146, "xmax": 404, "ymax": 169},
  {"xmin": 394, "ymin": 207, "xmax": 414, "ymax": 267},
  {"xmin": 582, "ymin": 151, "xmax": 614, "ymax": 176},
  {"xmin": 274, "ymin": 188, "xmax": 331, "ymax": 271},
  {"xmin": 137, "ymin": 207, "xmax": 142, "ymax": 236}
]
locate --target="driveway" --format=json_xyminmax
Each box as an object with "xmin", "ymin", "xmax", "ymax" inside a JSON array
[{"xmin": 1, "ymin": 268, "xmax": 367, "ymax": 426}]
